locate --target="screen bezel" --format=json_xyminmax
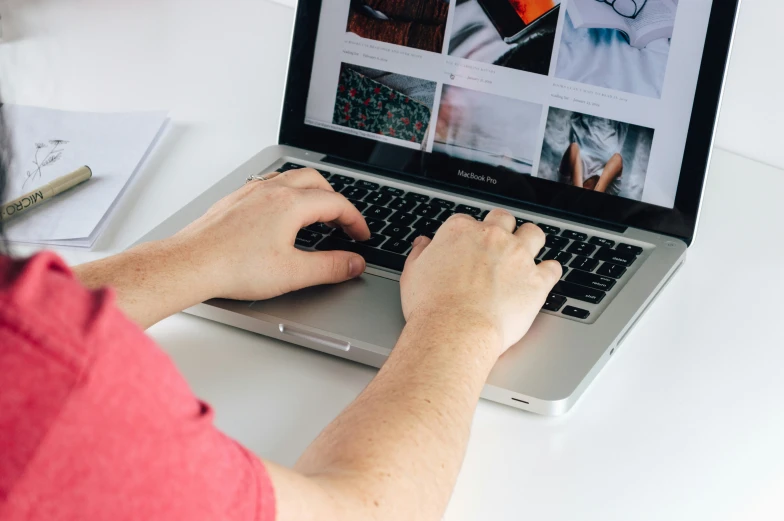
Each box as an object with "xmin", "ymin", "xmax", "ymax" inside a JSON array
[{"xmin": 279, "ymin": 0, "xmax": 741, "ymax": 244}]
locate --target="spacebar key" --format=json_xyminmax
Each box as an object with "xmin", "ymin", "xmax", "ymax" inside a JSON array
[
  {"xmin": 316, "ymin": 237, "xmax": 407, "ymax": 272},
  {"xmin": 552, "ymin": 281, "xmax": 606, "ymax": 305}
]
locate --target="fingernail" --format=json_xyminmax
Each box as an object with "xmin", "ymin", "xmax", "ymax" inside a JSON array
[
  {"xmin": 349, "ymin": 257, "xmax": 365, "ymax": 278},
  {"xmin": 413, "ymin": 236, "xmax": 424, "ymax": 247}
]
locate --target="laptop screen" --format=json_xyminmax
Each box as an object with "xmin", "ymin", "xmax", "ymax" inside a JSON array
[{"xmin": 303, "ymin": 0, "xmax": 715, "ymax": 211}]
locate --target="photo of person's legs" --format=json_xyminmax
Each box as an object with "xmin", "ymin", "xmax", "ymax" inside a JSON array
[
  {"xmin": 593, "ymin": 152, "xmax": 623, "ymax": 193},
  {"xmin": 559, "ymin": 144, "xmax": 623, "ymax": 192},
  {"xmin": 538, "ymin": 107, "xmax": 652, "ymax": 201},
  {"xmin": 559, "ymin": 142, "xmax": 585, "ymax": 188}
]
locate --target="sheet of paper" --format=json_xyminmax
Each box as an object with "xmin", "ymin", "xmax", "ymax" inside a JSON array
[{"xmin": 2, "ymin": 105, "xmax": 168, "ymax": 245}]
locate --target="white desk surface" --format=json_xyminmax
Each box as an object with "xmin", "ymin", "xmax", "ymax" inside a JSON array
[{"xmin": 2, "ymin": 2, "xmax": 784, "ymax": 520}]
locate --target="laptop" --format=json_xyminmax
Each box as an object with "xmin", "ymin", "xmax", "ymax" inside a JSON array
[{"xmin": 138, "ymin": 0, "xmax": 742, "ymax": 415}]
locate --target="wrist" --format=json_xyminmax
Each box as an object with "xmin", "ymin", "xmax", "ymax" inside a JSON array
[
  {"xmin": 404, "ymin": 307, "xmax": 504, "ymax": 364},
  {"xmin": 131, "ymin": 238, "xmax": 219, "ymax": 304}
]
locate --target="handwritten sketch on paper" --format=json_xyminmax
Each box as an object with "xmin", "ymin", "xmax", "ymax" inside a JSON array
[
  {"xmin": 24, "ymin": 140, "xmax": 69, "ymax": 189},
  {"xmin": 2, "ymin": 105, "xmax": 169, "ymax": 246}
]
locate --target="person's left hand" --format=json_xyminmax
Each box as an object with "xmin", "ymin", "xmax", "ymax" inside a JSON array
[{"xmin": 169, "ymin": 167, "xmax": 371, "ymax": 301}]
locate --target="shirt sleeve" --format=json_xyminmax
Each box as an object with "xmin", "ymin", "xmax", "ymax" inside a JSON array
[{"xmin": 0, "ymin": 252, "xmax": 276, "ymax": 521}]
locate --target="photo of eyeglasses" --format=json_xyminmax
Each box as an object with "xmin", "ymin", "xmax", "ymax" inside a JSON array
[{"xmin": 595, "ymin": 0, "xmax": 647, "ymax": 19}]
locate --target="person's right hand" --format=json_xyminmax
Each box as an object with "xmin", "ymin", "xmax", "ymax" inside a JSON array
[{"xmin": 400, "ymin": 210, "xmax": 562, "ymax": 358}]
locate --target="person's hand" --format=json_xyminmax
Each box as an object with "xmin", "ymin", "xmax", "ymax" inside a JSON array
[
  {"xmin": 169, "ymin": 168, "xmax": 371, "ymax": 301},
  {"xmin": 400, "ymin": 210, "xmax": 562, "ymax": 358}
]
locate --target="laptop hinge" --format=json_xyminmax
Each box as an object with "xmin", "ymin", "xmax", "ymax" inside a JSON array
[{"xmin": 322, "ymin": 156, "xmax": 628, "ymax": 234}]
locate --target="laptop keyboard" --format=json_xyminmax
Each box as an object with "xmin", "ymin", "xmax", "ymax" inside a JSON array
[{"xmin": 278, "ymin": 163, "xmax": 644, "ymax": 322}]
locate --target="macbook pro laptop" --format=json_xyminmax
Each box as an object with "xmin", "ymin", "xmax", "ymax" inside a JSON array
[{"xmin": 138, "ymin": 0, "xmax": 742, "ymax": 415}]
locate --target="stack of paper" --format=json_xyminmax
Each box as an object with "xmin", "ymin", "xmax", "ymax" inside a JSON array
[{"xmin": 2, "ymin": 105, "xmax": 169, "ymax": 248}]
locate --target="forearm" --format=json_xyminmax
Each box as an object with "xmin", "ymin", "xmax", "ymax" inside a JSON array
[
  {"xmin": 73, "ymin": 239, "xmax": 215, "ymax": 329},
  {"xmin": 293, "ymin": 312, "xmax": 499, "ymax": 521}
]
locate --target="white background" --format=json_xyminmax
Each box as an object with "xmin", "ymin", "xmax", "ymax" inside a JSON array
[
  {"xmin": 1, "ymin": 1, "xmax": 784, "ymax": 520},
  {"xmin": 714, "ymin": 0, "xmax": 784, "ymax": 170}
]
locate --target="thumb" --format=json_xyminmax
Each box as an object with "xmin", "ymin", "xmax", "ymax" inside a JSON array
[
  {"xmin": 291, "ymin": 250, "xmax": 366, "ymax": 289},
  {"xmin": 537, "ymin": 259, "xmax": 564, "ymax": 287}
]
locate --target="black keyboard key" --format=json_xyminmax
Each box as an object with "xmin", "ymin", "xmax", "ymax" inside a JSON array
[
  {"xmin": 331, "ymin": 174, "xmax": 355, "ymax": 184},
  {"xmin": 317, "ymin": 236, "xmax": 407, "ymax": 272},
  {"xmin": 329, "ymin": 181, "xmax": 346, "ymax": 192},
  {"xmin": 404, "ymin": 192, "xmax": 430, "ymax": 203},
  {"xmin": 388, "ymin": 198, "xmax": 418, "ymax": 213},
  {"xmin": 413, "ymin": 218, "xmax": 442, "ymax": 235},
  {"xmin": 570, "ymin": 255, "xmax": 599, "ymax": 272},
  {"xmin": 381, "ymin": 186, "xmax": 405, "ymax": 197},
  {"xmin": 595, "ymin": 247, "xmax": 636, "ymax": 267},
  {"xmin": 365, "ymin": 218, "xmax": 387, "ymax": 233},
  {"xmin": 280, "ymin": 162, "xmax": 305, "ymax": 171},
  {"xmin": 305, "ymin": 223, "xmax": 333, "ymax": 234},
  {"xmin": 365, "ymin": 192, "xmax": 393, "ymax": 206},
  {"xmin": 295, "ymin": 230, "xmax": 323, "ymax": 248},
  {"xmin": 552, "ymin": 281, "xmax": 606, "ymax": 305},
  {"xmin": 561, "ymin": 230, "xmax": 587, "ymax": 242},
  {"xmin": 388, "ymin": 211, "xmax": 419, "ymax": 227},
  {"xmin": 455, "ymin": 204, "xmax": 481, "ymax": 216},
  {"xmin": 566, "ymin": 270, "xmax": 616, "ymax": 292},
  {"xmin": 361, "ymin": 234, "xmax": 387, "ymax": 248},
  {"xmin": 567, "ymin": 241, "xmax": 597, "ymax": 256},
  {"xmin": 382, "ymin": 223, "xmax": 413, "ymax": 239},
  {"xmin": 616, "ymin": 243, "xmax": 643, "ymax": 256},
  {"xmin": 413, "ymin": 203, "xmax": 444, "ymax": 219},
  {"xmin": 589, "ymin": 236, "xmax": 615, "ymax": 248},
  {"xmin": 545, "ymin": 235, "xmax": 570, "ymax": 250},
  {"xmin": 515, "ymin": 217, "xmax": 532, "ymax": 228},
  {"xmin": 349, "ymin": 199, "xmax": 369, "ymax": 212},
  {"xmin": 355, "ymin": 180, "xmax": 380, "ymax": 190},
  {"xmin": 332, "ymin": 229, "xmax": 354, "ymax": 241},
  {"xmin": 543, "ymin": 249, "xmax": 573, "ymax": 265},
  {"xmin": 382, "ymin": 238, "xmax": 411, "ymax": 254},
  {"xmin": 341, "ymin": 186, "xmax": 369, "ymax": 200},
  {"xmin": 317, "ymin": 169, "xmax": 331, "ymax": 179},
  {"xmin": 431, "ymin": 198, "xmax": 455, "ymax": 209},
  {"xmin": 596, "ymin": 262, "xmax": 627, "ymax": 279},
  {"xmin": 537, "ymin": 247, "xmax": 546, "ymax": 259},
  {"xmin": 364, "ymin": 205, "xmax": 393, "ymax": 220},
  {"xmin": 479, "ymin": 210, "xmax": 490, "ymax": 220},
  {"xmin": 539, "ymin": 224, "xmax": 560, "ymax": 235},
  {"xmin": 562, "ymin": 306, "xmax": 590, "ymax": 320},
  {"xmin": 542, "ymin": 293, "xmax": 567, "ymax": 312}
]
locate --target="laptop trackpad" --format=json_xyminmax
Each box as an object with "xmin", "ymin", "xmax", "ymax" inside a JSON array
[{"xmin": 249, "ymin": 273, "xmax": 405, "ymax": 352}]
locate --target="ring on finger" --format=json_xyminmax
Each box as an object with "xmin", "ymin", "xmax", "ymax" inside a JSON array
[{"xmin": 245, "ymin": 172, "xmax": 280, "ymax": 184}]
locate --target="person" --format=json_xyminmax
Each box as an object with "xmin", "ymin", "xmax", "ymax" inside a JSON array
[
  {"xmin": 560, "ymin": 112, "xmax": 627, "ymax": 193},
  {"xmin": 0, "ymin": 111, "xmax": 562, "ymax": 520}
]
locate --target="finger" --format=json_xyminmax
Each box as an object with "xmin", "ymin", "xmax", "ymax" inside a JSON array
[
  {"xmin": 268, "ymin": 168, "xmax": 333, "ymax": 191},
  {"xmin": 291, "ymin": 250, "xmax": 366, "ymax": 289},
  {"xmin": 482, "ymin": 208, "xmax": 516, "ymax": 232},
  {"xmin": 537, "ymin": 260, "xmax": 563, "ymax": 287},
  {"xmin": 405, "ymin": 235, "xmax": 432, "ymax": 268},
  {"xmin": 261, "ymin": 172, "xmax": 282, "ymax": 181},
  {"xmin": 514, "ymin": 222, "xmax": 547, "ymax": 259},
  {"xmin": 294, "ymin": 189, "xmax": 371, "ymax": 240}
]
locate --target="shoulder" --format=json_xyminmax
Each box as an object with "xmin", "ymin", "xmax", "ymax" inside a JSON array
[
  {"xmin": 0, "ymin": 253, "xmax": 277, "ymax": 521},
  {"xmin": 0, "ymin": 251, "xmax": 125, "ymax": 371}
]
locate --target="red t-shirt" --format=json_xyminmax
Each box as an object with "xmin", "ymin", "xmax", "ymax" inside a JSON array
[{"xmin": 0, "ymin": 253, "xmax": 276, "ymax": 520}]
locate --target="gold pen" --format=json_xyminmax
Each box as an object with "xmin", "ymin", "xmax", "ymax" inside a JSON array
[{"xmin": 1, "ymin": 166, "xmax": 93, "ymax": 221}]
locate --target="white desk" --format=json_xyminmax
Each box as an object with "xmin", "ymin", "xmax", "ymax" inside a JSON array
[{"xmin": 2, "ymin": 2, "xmax": 784, "ymax": 520}]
